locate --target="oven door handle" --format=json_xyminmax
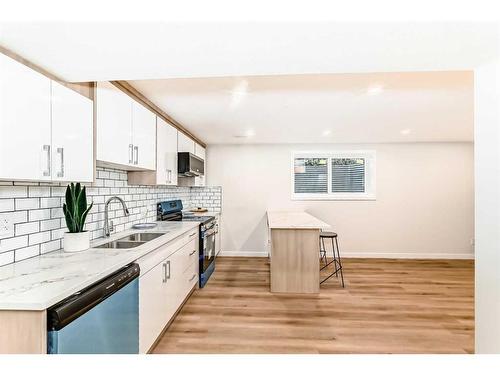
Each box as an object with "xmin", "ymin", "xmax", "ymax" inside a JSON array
[{"xmin": 204, "ymin": 229, "xmax": 217, "ymax": 237}]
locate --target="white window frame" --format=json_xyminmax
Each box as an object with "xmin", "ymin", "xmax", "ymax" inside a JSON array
[{"xmin": 291, "ymin": 150, "xmax": 376, "ymax": 201}]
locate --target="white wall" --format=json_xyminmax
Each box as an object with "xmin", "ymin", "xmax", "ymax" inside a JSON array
[
  {"xmin": 475, "ymin": 54, "xmax": 500, "ymax": 353},
  {"xmin": 208, "ymin": 143, "xmax": 474, "ymax": 259}
]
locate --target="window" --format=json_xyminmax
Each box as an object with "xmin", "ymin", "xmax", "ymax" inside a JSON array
[{"xmin": 292, "ymin": 151, "xmax": 376, "ymax": 200}]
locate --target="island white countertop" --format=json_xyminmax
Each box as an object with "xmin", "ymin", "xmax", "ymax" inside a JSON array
[
  {"xmin": 267, "ymin": 211, "xmax": 331, "ymax": 229},
  {"xmin": 0, "ymin": 221, "xmax": 199, "ymax": 311}
]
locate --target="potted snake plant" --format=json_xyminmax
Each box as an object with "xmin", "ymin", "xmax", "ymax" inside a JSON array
[{"xmin": 62, "ymin": 183, "xmax": 93, "ymax": 252}]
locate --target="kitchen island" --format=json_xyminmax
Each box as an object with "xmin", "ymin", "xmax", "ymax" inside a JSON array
[{"xmin": 267, "ymin": 211, "xmax": 330, "ymax": 294}]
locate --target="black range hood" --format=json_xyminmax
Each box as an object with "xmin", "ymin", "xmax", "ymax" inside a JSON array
[{"xmin": 178, "ymin": 152, "xmax": 204, "ymax": 177}]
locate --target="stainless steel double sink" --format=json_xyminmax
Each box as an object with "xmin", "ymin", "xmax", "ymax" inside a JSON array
[{"xmin": 96, "ymin": 232, "xmax": 166, "ymax": 249}]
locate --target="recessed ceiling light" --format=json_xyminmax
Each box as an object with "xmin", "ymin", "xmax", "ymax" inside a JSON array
[
  {"xmin": 230, "ymin": 79, "xmax": 249, "ymax": 108},
  {"xmin": 233, "ymin": 129, "xmax": 255, "ymax": 138},
  {"xmin": 367, "ymin": 84, "xmax": 384, "ymax": 96},
  {"xmin": 400, "ymin": 128, "xmax": 411, "ymax": 135},
  {"xmin": 322, "ymin": 130, "xmax": 332, "ymax": 136}
]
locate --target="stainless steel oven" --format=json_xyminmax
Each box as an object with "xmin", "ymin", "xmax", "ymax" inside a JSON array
[{"xmin": 201, "ymin": 219, "xmax": 217, "ymax": 284}]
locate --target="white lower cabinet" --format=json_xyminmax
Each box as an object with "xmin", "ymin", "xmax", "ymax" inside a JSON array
[
  {"xmin": 138, "ymin": 258, "xmax": 170, "ymax": 354},
  {"xmin": 138, "ymin": 230, "xmax": 199, "ymax": 353}
]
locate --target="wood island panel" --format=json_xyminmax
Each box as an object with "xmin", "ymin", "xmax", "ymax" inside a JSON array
[
  {"xmin": 270, "ymin": 228, "xmax": 320, "ymax": 294},
  {"xmin": 0, "ymin": 310, "xmax": 47, "ymax": 354}
]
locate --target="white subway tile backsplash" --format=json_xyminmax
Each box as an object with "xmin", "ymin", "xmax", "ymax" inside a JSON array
[
  {"xmin": 51, "ymin": 207, "xmax": 64, "ymax": 219},
  {"xmin": 29, "ymin": 209, "xmax": 51, "ymax": 221},
  {"xmin": 15, "ymin": 198, "xmax": 40, "ymax": 210},
  {"xmin": 40, "ymin": 197, "xmax": 61, "ymax": 209},
  {"xmin": 0, "ymin": 235, "xmax": 28, "ymax": 252},
  {"xmin": 0, "ymin": 199, "xmax": 14, "ymax": 212},
  {"xmin": 40, "ymin": 218, "xmax": 61, "ymax": 232},
  {"xmin": 0, "ymin": 251, "xmax": 14, "ymax": 266},
  {"xmin": 40, "ymin": 239, "xmax": 61, "ymax": 254},
  {"xmin": 0, "ymin": 186, "xmax": 27, "ymax": 198},
  {"xmin": 51, "ymin": 187, "xmax": 67, "ymax": 197},
  {"xmin": 51, "ymin": 228, "xmax": 66, "ymax": 241},
  {"xmin": 15, "ymin": 222, "xmax": 39, "ymax": 236},
  {"xmin": 1, "ymin": 211, "xmax": 28, "ymax": 224},
  {"xmin": 28, "ymin": 186, "xmax": 51, "ymax": 198},
  {"xmin": 98, "ymin": 170, "xmax": 110, "ymax": 179},
  {"xmin": 0, "ymin": 167, "xmax": 221, "ymax": 267},
  {"xmin": 15, "ymin": 245, "xmax": 40, "ymax": 262},
  {"xmin": 28, "ymin": 231, "xmax": 51, "ymax": 246}
]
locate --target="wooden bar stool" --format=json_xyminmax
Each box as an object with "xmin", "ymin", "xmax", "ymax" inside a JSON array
[{"xmin": 319, "ymin": 231, "xmax": 345, "ymax": 287}]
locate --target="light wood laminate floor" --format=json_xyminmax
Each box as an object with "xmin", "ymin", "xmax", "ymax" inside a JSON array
[{"xmin": 153, "ymin": 257, "xmax": 474, "ymax": 354}]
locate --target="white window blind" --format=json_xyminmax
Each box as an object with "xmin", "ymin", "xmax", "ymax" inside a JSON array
[
  {"xmin": 291, "ymin": 151, "xmax": 376, "ymax": 200},
  {"xmin": 331, "ymin": 158, "xmax": 365, "ymax": 193},
  {"xmin": 294, "ymin": 158, "xmax": 328, "ymax": 193}
]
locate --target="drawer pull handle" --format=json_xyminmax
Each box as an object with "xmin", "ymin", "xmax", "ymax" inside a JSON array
[
  {"xmin": 189, "ymin": 250, "xmax": 196, "ymax": 256},
  {"xmin": 162, "ymin": 263, "xmax": 167, "ymax": 283},
  {"xmin": 189, "ymin": 274, "xmax": 197, "ymax": 282},
  {"xmin": 189, "ymin": 233, "xmax": 196, "ymax": 238}
]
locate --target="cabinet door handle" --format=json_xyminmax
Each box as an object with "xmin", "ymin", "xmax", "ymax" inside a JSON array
[
  {"xmin": 43, "ymin": 145, "xmax": 51, "ymax": 177},
  {"xmin": 189, "ymin": 249, "xmax": 196, "ymax": 256},
  {"xmin": 56, "ymin": 147, "xmax": 64, "ymax": 178},
  {"xmin": 166, "ymin": 260, "xmax": 171, "ymax": 280},
  {"xmin": 134, "ymin": 146, "xmax": 139, "ymax": 165},
  {"xmin": 129, "ymin": 144, "xmax": 134, "ymax": 164},
  {"xmin": 189, "ymin": 274, "xmax": 197, "ymax": 282},
  {"xmin": 162, "ymin": 263, "xmax": 167, "ymax": 283}
]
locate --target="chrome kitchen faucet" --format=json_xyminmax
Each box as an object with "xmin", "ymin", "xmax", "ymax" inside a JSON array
[{"xmin": 104, "ymin": 196, "xmax": 130, "ymax": 237}]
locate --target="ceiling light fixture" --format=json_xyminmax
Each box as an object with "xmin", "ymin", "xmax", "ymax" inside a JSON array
[
  {"xmin": 233, "ymin": 129, "xmax": 255, "ymax": 138},
  {"xmin": 367, "ymin": 84, "xmax": 384, "ymax": 96},
  {"xmin": 230, "ymin": 79, "xmax": 249, "ymax": 108},
  {"xmin": 322, "ymin": 130, "xmax": 332, "ymax": 136},
  {"xmin": 400, "ymin": 128, "xmax": 411, "ymax": 135}
]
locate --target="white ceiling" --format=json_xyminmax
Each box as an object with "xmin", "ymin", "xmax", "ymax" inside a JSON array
[
  {"xmin": 0, "ymin": 22, "xmax": 497, "ymax": 82},
  {"xmin": 130, "ymin": 71, "xmax": 474, "ymax": 144}
]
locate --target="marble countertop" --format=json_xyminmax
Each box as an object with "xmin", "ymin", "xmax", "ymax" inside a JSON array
[
  {"xmin": 267, "ymin": 211, "xmax": 331, "ymax": 229},
  {"xmin": 0, "ymin": 221, "xmax": 199, "ymax": 311}
]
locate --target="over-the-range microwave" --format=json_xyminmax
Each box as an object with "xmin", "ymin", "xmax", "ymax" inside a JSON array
[{"xmin": 178, "ymin": 152, "xmax": 204, "ymax": 177}]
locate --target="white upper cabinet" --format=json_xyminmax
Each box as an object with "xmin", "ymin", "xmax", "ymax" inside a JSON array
[
  {"xmin": 157, "ymin": 117, "xmax": 178, "ymax": 186},
  {"xmin": 96, "ymin": 82, "xmax": 133, "ymax": 167},
  {"xmin": 97, "ymin": 82, "xmax": 156, "ymax": 171},
  {"xmin": 0, "ymin": 53, "xmax": 93, "ymax": 183},
  {"xmin": 178, "ymin": 132, "xmax": 195, "ymax": 154},
  {"xmin": 131, "ymin": 101, "xmax": 156, "ymax": 170},
  {"xmin": 51, "ymin": 81, "xmax": 93, "ymax": 182},
  {"xmin": 194, "ymin": 143, "xmax": 206, "ymax": 160},
  {"xmin": 0, "ymin": 52, "xmax": 52, "ymax": 181}
]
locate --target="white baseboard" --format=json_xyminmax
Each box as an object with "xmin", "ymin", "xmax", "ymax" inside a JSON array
[
  {"xmin": 341, "ymin": 252, "xmax": 474, "ymax": 260},
  {"xmin": 218, "ymin": 251, "xmax": 268, "ymax": 257},
  {"xmin": 218, "ymin": 250, "xmax": 474, "ymax": 260}
]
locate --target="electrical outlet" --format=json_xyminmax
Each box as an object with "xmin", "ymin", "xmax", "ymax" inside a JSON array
[{"xmin": 0, "ymin": 215, "xmax": 14, "ymax": 239}]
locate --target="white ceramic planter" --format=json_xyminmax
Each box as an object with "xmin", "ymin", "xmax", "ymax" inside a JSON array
[{"xmin": 63, "ymin": 231, "xmax": 90, "ymax": 253}]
